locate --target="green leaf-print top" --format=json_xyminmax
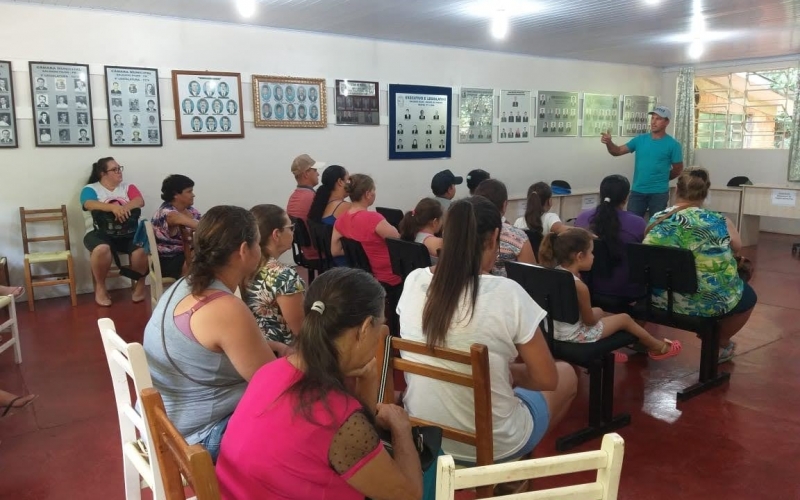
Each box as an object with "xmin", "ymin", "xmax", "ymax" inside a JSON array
[
  {"xmin": 643, "ymin": 206, "xmax": 743, "ymax": 316},
  {"xmin": 245, "ymin": 258, "xmax": 306, "ymax": 345}
]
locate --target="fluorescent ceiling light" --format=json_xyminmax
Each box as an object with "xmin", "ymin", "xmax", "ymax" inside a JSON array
[
  {"xmin": 464, "ymin": 0, "xmax": 544, "ymax": 18},
  {"xmin": 688, "ymin": 40, "xmax": 704, "ymax": 59},
  {"xmin": 491, "ymin": 11, "xmax": 509, "ymax": 39},
  {"xmin": 236, "ymin": 0, "xmax": 256, "ymax": 18}
]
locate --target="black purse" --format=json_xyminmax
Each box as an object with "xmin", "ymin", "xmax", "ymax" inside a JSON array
[{"xmin": 377, "ymin": 334, "xmax": 443, "ymax": 472}]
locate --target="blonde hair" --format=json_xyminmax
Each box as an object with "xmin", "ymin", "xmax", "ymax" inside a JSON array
[{"xmin": 676, "ymin": 168, "xmax": 710, "ymax": 202}]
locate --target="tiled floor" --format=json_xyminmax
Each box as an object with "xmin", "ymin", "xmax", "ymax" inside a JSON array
[{"xmin": 2, "ymin": 233, "xmax": 800, "ymax": 499}]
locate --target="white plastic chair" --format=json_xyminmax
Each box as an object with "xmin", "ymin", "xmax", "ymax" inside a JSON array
[
  {"xmin": 0, "ymin": 293, "xmax": 21, "ymax": 363},
  {"xmin": 98, "ymin": 318, "xmax": 165, "ymax": 500},
  {"xmin": 144, "ymin": 221, "xmax": 176, "ymax": 308},
  {"xmin": 436, "ymin": 432, "xmax": 625, "ymax": 500}
]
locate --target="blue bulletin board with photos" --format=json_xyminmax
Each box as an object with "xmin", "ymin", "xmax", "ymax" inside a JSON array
[{"xmin": 389, "ymin": 84, "xmax": 452, "ymax": 160}]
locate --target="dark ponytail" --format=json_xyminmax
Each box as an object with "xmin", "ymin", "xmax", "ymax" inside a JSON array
[
  {"xmin": 589, "ymin": 175, "xmax": 630, "ymax": 261},
  {"xmin": 187, "ymin": 205, "xmax": 258, "ymax": 296},
  {"xmin": 399, "ymin": 198, "xmax": 443, "ymax": 241},
  {"xmin": 87, "ymin": 157, "xmax": 115, "ymax": 184},
  {"xmin": 308, "ymin": 165, "xmax": 348, "ymax": 222},
  {"xmin": 539, "ymin": 227, "xmax": 593, "ymax": 268},
  {"xmin": 524, "ymin": 182, "xmax": 552, "ymax": 233},
  {"xmin": 422, "ymin": 197, "xmax": 501, "ymax": 348},
  {"xmin": 289, "ymin": 267, "xmax": 386, "ymax": 424}
]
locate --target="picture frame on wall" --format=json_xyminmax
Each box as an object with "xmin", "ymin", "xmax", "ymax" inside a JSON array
[
  {"xmin": 104, "ymin": 66, "xmax": 163, "ymax": 147},
  {"xmin": 252, "ymin": 75, "xmax": 327, "ymax": 128},
  {"xmin": 498, "ymin": 90, "xmax": 531, "ymax": 143},
  {"xmin": 388, "ymin": 84, "xmax": 452, "ymax": 160},
  {"xmin": 458, "ymin": 87, "xmax": 494, "ymax": 143},
  {"xmin": 29, "ymin": 61, "xmax": 95, "ymax": 147},
  {"xmin": 171, "ymin": 70, "xmax": 244, "ymax": 139},
  {"xmin": 0, "ymin": 61, "xmax": 19, "ymax": 148},
  {"xmin": 334, "ymin": 79, "xmax": 379, "ymax": 126}
]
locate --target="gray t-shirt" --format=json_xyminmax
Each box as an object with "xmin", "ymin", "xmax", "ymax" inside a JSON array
[{"xmin": 143, "ymin": 278, "xmax": 246, "ymax": 444}]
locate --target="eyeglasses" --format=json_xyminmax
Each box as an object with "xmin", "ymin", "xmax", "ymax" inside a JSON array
[
  {"xmin": 106, "ymin": 166, "xmax": 124, "ymax": 174},
  {"xmin": 283, "ymin": 223, "xmax": 296, "ymax": 231}
]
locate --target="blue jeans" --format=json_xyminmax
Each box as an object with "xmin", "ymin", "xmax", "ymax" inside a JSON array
[
  {"xmin": 627, "ymin": 191, "xmax": 670, "ymax": 219},
  {"xmin": 199, "ymin": 414, "xmax": 232, "ymax": 463}
]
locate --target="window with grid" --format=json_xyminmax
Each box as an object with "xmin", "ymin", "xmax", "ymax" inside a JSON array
[{"xmin": 695, "ymin": 66, "xmax": 797, "ymax": 150}]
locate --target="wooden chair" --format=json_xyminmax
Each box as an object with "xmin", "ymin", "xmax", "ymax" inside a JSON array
[
  {"xmin": 0, "ymin": 292, "xmax": 21, "ymax": 364},
  {"xmin": 627, "ymin": 243, "xmax": 730, "ymax": 401},
  {"xmin": 19, "ymin": 205, "xmax": 77, "ymax": 311},
  {"xmin": 436, "ymin": 432, "xmax": 625, "ymax": 500},
  {"xmin": 376, "ymin": 331, "xmax": 495, "ymax": 498},
  {"xmin": 376, "ymin": 206, "xmax": 405, "ymax": 230},
  {"xmin": 288, "ymin": 216, "xmax": 322, "ymax": 284},
  {"xmin": 505, "ymin": 262, "xmax": 634, "ymax": 451},
  {"xmin": 97, "ymin": 318, "xmax": 164, "ymax": 500},
  {"xmin": 386, "ymin": 237, "xmax": 431, "ymax": 281},
  {"xmin": 144, "ymin": 221, "xmax": 176, "ymax": 308},
  {"xmin": 141, "ymin": 387, "xmax": 221, "ymax": 500}
]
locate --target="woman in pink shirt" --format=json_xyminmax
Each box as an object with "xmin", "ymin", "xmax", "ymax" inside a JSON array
[
  {"xmin": 332, "ymin": 174, "xmax": 401, "ymax": 286},
  {"xmin": 216, "ymin": 267, "xmax": 422, "ymax": 500}
]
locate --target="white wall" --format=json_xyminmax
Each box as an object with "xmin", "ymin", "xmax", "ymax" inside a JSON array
[
  {"xmin": 0, "ymin": 3, "xmax": 663, "ymax": 297},
  {"xmin": 661, "ymin": 59, "xmax": 800, "ymax": 234}
]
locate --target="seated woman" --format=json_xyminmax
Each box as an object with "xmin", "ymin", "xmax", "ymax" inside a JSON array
[
  {"xmin": 473, "ymin": 179, "xmax": 537, "ymax": 276},
  {"xmin": 513, "ymin": 182, "xmax": 567, "ymax": 235},
  {"xmin": 244, "ymin": 204, "xmax": 305, "ymax": 356},
  {"xmin": 644, "ymin": 169, "xmax": 757, "ymax": 363},
  {"xmin": 143, "ymin": 205, "xmax": 277, "ymax": 462},
  {"xmin": 398, "ymin": 198, "xmax": 443, "ymax": 264},
  {"xmin": 574, "ymin": 174, "xmax": 646, "ymax": 300},
  {"xmin": 217, "ymin": 268, "xmax": 422, "ymax": 500},
  {"xmin": 332, "ymin": 174, "xmax": 401, "ymax": 286},
  {"xmin": 397, "ymin": 197, "xmax": 577, "ymax": 464},
  {"xmin": 80, "ymin": 157, "xmax": 148, "ymax": 306},
  {"xmin": 151, "ymin": 174, "xmax": 202, "ymax": 280},
  {"xmin": 307, "ymin": 165, "xmax": 351, "ymax": 267}
]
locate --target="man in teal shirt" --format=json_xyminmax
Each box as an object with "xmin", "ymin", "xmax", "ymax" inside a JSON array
[{"xmin": 600, "ymin": 105, "xmax": 684, "ymax": 218}]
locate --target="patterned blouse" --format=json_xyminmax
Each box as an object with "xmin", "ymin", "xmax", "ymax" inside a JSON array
[
  {"xmin": 643, "ymin": 206, "xmax": 743, "ymax": 316},
  {"xmin": 246, "ymin": 258, "xmax": 306, "ymax": 345},
  {"xmin": 492, "ymin": 222, "xmax": 528, "ymax": 277},
  {"xmin": 151, "ymin": 202, "xmax": 202, "ymax": 257}
]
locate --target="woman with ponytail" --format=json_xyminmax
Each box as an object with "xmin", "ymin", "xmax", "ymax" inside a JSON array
[
  {"xmin": 143, "ymin": 205, "xmax": 277, "ymax": 463},
  {"xmin": 217, "ymin": 268, "xmax": 423, "ymax": 500},
  {"xmin": 398, "ymin": 197, "xmax": 443, "ymax": 262},
  {"xmin": 307, "ymin": 164, "xmax": 351, "ymax": 225},
  {"xmin": 574, "ymin": 174, "xmax": 646, "ymax": 299},
  {"xmin": 513, "ymin": 182, "xmax": 566, "ymax": 236},
  {"xmin": 397, "ymin": 197, "xmax": 577, "ymax": 464}
]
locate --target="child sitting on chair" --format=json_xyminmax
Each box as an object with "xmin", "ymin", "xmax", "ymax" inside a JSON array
[{"xmin": 538, "ymin": 228, "xmax": 681, "ymax": 362}]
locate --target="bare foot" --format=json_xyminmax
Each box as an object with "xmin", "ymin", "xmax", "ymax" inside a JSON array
[
  {"xmin": 95, "ymin": 290, "xmax": 112, "ymax": 307},
  {"xmin": 132, "ymin": 281, "xmax": 147, "ymax": 303},
  {"xmin": 1, "ymin": 391, "xmax": 38, "ymax": 417},
  {"xmin": 0, "ymin": 286, "xmax": 24, "ymax": 297}
]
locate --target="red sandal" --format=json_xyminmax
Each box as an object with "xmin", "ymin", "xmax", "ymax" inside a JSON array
[{"xmin": 649, "ymin": 339, "xmax": 682, "ymax": 360}]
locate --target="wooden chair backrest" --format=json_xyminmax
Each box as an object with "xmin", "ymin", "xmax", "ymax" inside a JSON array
[
  {"xmin": 140, "ymin": 387, "xmax": 221, "ymax": 500},
  {"xmin": 436, "ymin": 433, "xmax": 625, "ymax": 500},
  {"xmin": 19, "ymin": 205, "xmax": 70, "ymax": 255},
  {"xmin": 377, "ymin": 332, "xmax": 493, "ymax": 497}
]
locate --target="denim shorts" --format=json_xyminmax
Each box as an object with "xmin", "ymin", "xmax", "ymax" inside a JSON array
[
  {"xmin": 498, "ymin": 388, "xmax": 550, "ymax": 462},
  {"xmin": 199, "ymin": 414, "xmax": 232, "ymax": 463}
]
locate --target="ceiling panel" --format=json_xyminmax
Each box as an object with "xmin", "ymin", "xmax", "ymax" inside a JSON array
[{"xmin": 5, "ymin": 0, "xmax": 800, "ymax": 67}]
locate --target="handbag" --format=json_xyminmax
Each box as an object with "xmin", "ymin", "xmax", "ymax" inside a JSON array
[{"xmin": 377, "ymin": 333, "xmax": 443, "ymax": 472}]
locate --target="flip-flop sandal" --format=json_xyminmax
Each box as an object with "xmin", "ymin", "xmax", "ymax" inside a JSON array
[
  {"xmin": 649, "ymin": 339, "xmax": 682, "ymax": 360},
  {"xmin": 614, "ymin": 351, "xmax": 629, "ymax": 363},
  {"xmin": 2, "ymin": 394, "xmax": 38, "ymax": 417}
]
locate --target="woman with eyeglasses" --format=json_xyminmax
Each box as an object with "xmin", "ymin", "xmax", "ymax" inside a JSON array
[
  {"xmin": 243, "ymin": 205, "xmax": 306, "ymax": 356},
  {"xmin": 643, "ymin": 168, "xmax": 756, "ymax": 363},
  {"xmin": 80, "ymin": 157, "xmax": 148, "ymax": 306}
]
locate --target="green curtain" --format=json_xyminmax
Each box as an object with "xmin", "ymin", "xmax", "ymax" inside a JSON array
[
  {"xmin": 788, "ymin": 70, "xmax": 800, "ymax": 181},
  {"xmin": 674, "ymin": 67, "xmax": 696, "ymax": 166}
]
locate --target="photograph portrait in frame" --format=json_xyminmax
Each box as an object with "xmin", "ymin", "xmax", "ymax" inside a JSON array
[
  {"xmin": 0, "ymin": 61, "xmax": 19, "ymax": 148},
  {"xmin": 171, "ymin": 70, "xmax": 244, "ymax": 139},
  {"xmin": 105, "ymin": 66, "xmax": 163, "ymax": 147},
  {"xmin": 29, "ymin": 61, "xmax": 94, "ymax": 147},
  {"xmin": 335, "ymin": 79, "xmax": 379, "ymax": 126},
  {"xmin": 388, "ymin": 84, "xmax": 452, "ymax": 160},
  {"xmin": 252, "ymin": 75, "xmax": 327, "ymax": 128}
]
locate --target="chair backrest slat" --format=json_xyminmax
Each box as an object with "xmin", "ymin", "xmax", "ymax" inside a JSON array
[
  {"xmin": 376, "ymin": 206, "xmax": 404, "ymax": 230},
  {"xmin": 308, "ymin": 220, "xmax": 334, "ymax": 271},
  {"xmin": 523, "ymin": 229, "xmax": 543, "ymax": 260},
  {"xmin": 19, "ymin": 205, "xmax": 71, "ymax": 255},
  {"xmin": 340, "ymin": 237, "xmax": 372, "ymax": 272}
]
